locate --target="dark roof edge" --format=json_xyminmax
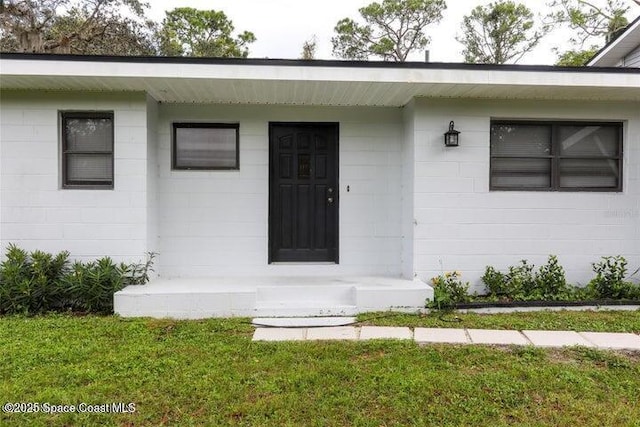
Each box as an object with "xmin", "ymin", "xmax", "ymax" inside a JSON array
[
  {"xmin": 587, "ymin": 14, "xmax": 640, "ymax": 65},
  {"xmin": 1, "ymin": 52, "xmax": 638, "ymax": 74}
]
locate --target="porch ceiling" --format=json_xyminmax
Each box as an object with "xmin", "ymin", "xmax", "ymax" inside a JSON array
[{"xmin": 1, "ymin": 55, "xmax": 639, "ymax": 106}]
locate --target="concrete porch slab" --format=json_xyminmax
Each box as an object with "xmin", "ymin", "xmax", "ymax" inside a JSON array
[
  {"xmin": 466, "ymin": 329, "xmax": 531, "ymax": 346},
  {"xmin": 359, "ymin": 326, "xmax": 413, "ymax": 340},
  {"xmin": 306, "ymin": 327, "xmax": 359, "ymax": 341},
  {"xmin": 414, "ymin": 328, "xmax": 469, "ymax": 344},
  {"xmin": 252, "ymin": 327, "xmax": 307, "ymax": 342},
  {"xmin": 521, "ymin": 330, "xmax": 595, "ymax": 348},
  {"xmin": 115, "ymin": 276, "xmax": 432, "ymax": 318},
  {"xmin": 579, "ymin": 332, "xmax": 640, "ymax": 350}
]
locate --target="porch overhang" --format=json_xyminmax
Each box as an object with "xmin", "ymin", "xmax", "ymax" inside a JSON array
[{"xmin": 1, "ymin": 53, "xmax": 639, "ymax": 106}]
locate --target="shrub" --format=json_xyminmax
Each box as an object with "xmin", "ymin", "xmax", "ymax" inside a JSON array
[
  {"xmin": 429, "ymin": 271, "xmax": 470, "ymax": 309},
  {"xmin": 506, "ymin": 260, "xmax": 537, "ymax": 300},
  {"xmin": 64, "ymin": 258, "xmax": 126, "ymax": 314},
  {"xmin": 0, "ymin": 245, "xmax": 155, "ymax": 315},
  {"xmin": 481, "ymin": 266, "xmax": 508, "ymax": 297},
  {"xmin": 481, "ymin": 256, "xmax": 571, "ymax": 301},
  {"xmin": 0, "ymin": 244, "xmax": 70, "ymax": 314},
  {"xmin": 587, "ymin": 256, "xmax": 639, "ymax": 300},
  {"xmin": 535, "ymin": 255, "xmax": 571, "ymax": 300}
]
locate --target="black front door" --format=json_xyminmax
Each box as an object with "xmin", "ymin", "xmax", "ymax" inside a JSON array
[{"xmin": 269, "ymin": 123, "xmax": 339, "ymax": 263}]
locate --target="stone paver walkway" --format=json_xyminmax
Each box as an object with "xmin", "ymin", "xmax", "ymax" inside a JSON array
[{"xmin": 252, "ymin": 326, "xmax": 640, "ymax": 351}]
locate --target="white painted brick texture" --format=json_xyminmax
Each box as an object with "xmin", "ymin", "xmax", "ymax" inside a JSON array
[
  {"xmin": 157, "ymin": 104, "xmax": 404, "ymax": 277},
  {"xmin": 0, "ymin": 91, "xmax": 150, "ymax": 262},
  {"xmin": 410, "ymin": 98, "xmax": 640, "ymax": 292}
]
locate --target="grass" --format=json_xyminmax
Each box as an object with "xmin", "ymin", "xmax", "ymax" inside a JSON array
[
  {"xmin": 0, "ymin": 314, "xmax": 639, "ymax": 426},
  {"xmin": 358, "ymin": 309, "xmax": 640, "ymax": 333}
]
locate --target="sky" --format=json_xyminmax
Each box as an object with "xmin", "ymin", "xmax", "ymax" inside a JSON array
[{"xmin": 144, "ymin": 0, "xmax": 639, "ymax": 65}]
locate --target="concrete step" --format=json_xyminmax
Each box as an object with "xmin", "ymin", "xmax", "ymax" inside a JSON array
[
  {"xmin": 254, "ymin": 304, "xmax": 358, "ymax": 317},
  {"xmin": 252, "ymin": 317, "xmax": 357, "ymax": 327},
  {"xmin": 256, "ymin": 285, "xmax": 356, "ymax": 304},
  {"xmin": 255, "ymin": 285, "xmax": 358, "ymax": 317}
]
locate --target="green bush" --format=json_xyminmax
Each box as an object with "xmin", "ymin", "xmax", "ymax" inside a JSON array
[
  {"xmin": 587, "ymin": 256, "xmax": 639, "ymax": 300},
  {"xmin": 0, "ymin": 244, "xmax": 70, "ymax": 314},
  {"xmin": 64, "ymin": 258, "xmax": 125, "ymax": 314},
  {"xmin": 481, "ymin": 266, "xmax": 508, "ymax": 297},
  {"xmin": 481, "ymin": 256, "xmax": 571, "ymax": 301},
  {"xmin": 429, "ymin": 271, "xmax": 470, "ymax": 309},
  {"xmin": 535, "ymin": 255, "xmax": 571, "ymax": 300},
  {"xmin": 0, "ymin": 245, "xmax": 154, "ymax": 315},
  {"xmin": 506, "ymin": 260, "xmax": 537, "ymax": 300}
]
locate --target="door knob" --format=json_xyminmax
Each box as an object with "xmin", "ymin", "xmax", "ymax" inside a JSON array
[{"xmin": 327, "ymin": 197, "xmax": 334, "ymax": 204}]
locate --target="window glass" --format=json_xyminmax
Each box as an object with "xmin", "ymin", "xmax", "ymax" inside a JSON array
[
  {"xmin": 558, "ymin": 125, "xmax": 618, "ymax": 157},
  {"xmin": 174, "ymin": 124, "xmax": 239, "ymax": 169},
  {"xmin": 559, "ymin": 159, "xmax": 619, "ymax": 189},
  {"xmin": 490, "ymin": 121, "xmax": 621, "ymax": 192},
  {"xmin": 491, "ymin": 158, "xmax": 551, "ymax": 188},
  {"xmin": 491, "ymin": 124, "xmax": 551, "ymax": 157},
  {"xmin": 62, "ymin": 112, "xmax": 114, "ymax": 188},
  {"xmin": 64, "ymin": 118, "xmax": 113, "ymax": 152}
]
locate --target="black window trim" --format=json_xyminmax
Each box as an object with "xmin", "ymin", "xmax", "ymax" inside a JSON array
[
  {"xmin": 172, "ymin": 122, "xmax": 240, "ymax": 171},
  {"xmin": 490, "ymin": 120, "xmax": 623, "ymax": 192},
  {"xmin": 61, "ymin": 111, "xmax": 115, "ymax": 190}
]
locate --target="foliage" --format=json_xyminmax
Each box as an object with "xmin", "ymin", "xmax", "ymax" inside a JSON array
[
  {"xmin": 433, "ymin": 255, "xmax": 639, "ymax": 309},
  {"xmin": 555, "ymin": 46, "xmax": 600, "ymax": 65},
  {"xmin": 0, "ymin": 245, "xmax": 154, "ymax": 315},
  {"xmin": 480, "ymin": 255, "xmax": 639, "ymax": 303},
  {"xmin": 331, "ymin": 0, "xmax": 446, "ymax": 61},
  {"xmin": 64, "ymin": 258, "xmax": 124, "ymax": 313},
  {"xmin": 547, "ymin": 0, "xmax": 631, "ymax": 45},
  {"xmin": 480, "ymin": 256, "xmax": 569, "ymax": 301},
  {"xmin": 0, "ymin": 0, "xmax": 155, "ymax": 55},
  {"xmin": 457, "ymin": 1, "xmax": 548, "ymax": 64},
  {"xmin": 158, "ymin": 7, "xmax": 255, "ymax": 58},
  {"xmin": 506, "ymin": 259, "xmax": 538, "ymax": 299},
  {"xmin": 0, "ymin": 244, "xmax": 70, "ymax": 314},
  {"xmin": 481, "ymin": 259, "xmax": 540, "ymax": 300},
  {"xmin": 2, "ymin": 315, "xmax": 640, "ymax": 426},
  {"xmin": 546, "ymin": 0, "xmax": 633, "ymax": 64},
  {"xmin": 481, "ymin": 265, "xmax": 509, "ymax": 296},
  {"xmin": 536, "ymin": 255, "xmax": 571, "ymax": 300},
  {"xmin": 300, "ymin": 35, "xmax": 317, "ymax": 60},
  {"xmin": 587, "ymin": 256, "xmax": 640, "ymax": 299},
  {"xmin": 429, "ymin": 271, "xmax": 470, "ymax": 309}
]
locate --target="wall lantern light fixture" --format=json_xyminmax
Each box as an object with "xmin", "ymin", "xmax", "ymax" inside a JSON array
[{"xmin": 444, "ymin": 121, "xmax": 460, "ymax": 147}]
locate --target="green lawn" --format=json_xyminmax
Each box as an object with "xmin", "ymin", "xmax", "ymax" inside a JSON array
[
  {"xmin": 358, "ymin": 309, "xmax": 640, "ymax": 333},
  {"xmin": 1, "ymin": 313, "xmax": 639, "ymax": 426}
]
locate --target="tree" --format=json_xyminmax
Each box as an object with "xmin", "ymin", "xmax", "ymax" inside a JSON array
[
  {"xmin": 546, "ymin": 0, "xmax": 633, "ymax": 65},
  {"xmin": 457, "ymin": 1, "xmax": 547, "ymax": 64},
  {"xmin": 555, "ymin": 45, "xmax": 600, "ymax": 65},
  {"xmin": 331, "ymin": 0, "xmax": 446, "ymax": 61},
  {"xmin": 158, "ymin": 7, "xmax": 255, "ymax": 58},
  {"xmin": 300, "ymin": 35, "xmax": 317, "ymax": 60},
  {"xmin": 0, "ymin": 0, "xmax": 155, "ymax": 55}
]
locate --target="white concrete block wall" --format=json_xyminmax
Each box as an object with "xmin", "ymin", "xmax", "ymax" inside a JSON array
[
  {"xmin": 411, "ymin": 98, "xmax": 640, "ymax": 293},
  {"xmin": 157, "ymin": 104, "xmax": 404, "ymax": 277},
  {"xmin": 0, "ymin": 91, "xmax": 150, "ymax": 262},
  {"xmin": 146, "ymin": 95, "xmax": 160, "ymax": 276},
  {"xmin": 401, "ymin": 100, "xmax": 416, "ymax": 279}
]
